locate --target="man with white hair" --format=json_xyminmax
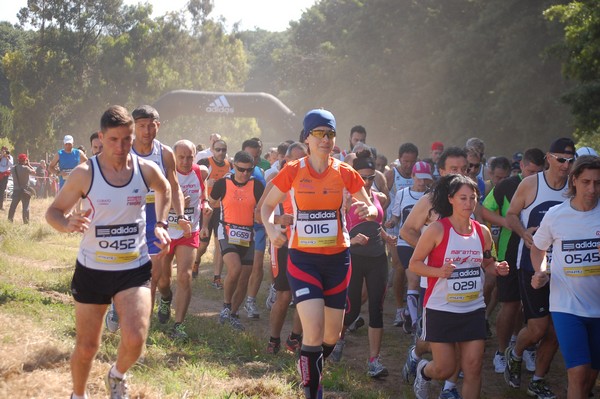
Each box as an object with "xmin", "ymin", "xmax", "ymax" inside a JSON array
[{"xmin": 157, "ymin": 139, "xmax": 212, "ymax": 340}]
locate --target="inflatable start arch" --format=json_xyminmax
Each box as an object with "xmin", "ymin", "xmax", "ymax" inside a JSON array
[{"xmin": 153, "ymin": 90, "xmax": 300, "ymax": 142}]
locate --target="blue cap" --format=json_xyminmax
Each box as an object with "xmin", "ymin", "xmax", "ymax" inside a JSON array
[{"xmin": 302, "ymin": 109, "xmax": 336, "ymax": 140}]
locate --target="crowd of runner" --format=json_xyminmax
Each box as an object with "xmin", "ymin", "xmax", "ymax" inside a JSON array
[{"xmin": 32, "ymin": 104, "xmax": 600, "ymax": 399}]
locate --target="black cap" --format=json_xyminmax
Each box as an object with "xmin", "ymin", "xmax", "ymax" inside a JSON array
[{"xmin": 548, "ymin": 137, "xmax": 575, "ymax": 155}]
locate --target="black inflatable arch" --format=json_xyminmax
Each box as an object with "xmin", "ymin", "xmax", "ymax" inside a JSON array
[{"xmin": 153, "ymin": 90, "xmax": 300, "ymax": 142}]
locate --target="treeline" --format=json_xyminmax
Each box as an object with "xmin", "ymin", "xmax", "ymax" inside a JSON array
[
  {"xmin": 243, "ymin": 0, "xmax": 578, "ymax": 157},
  {"xmin": 0, "ymin": 0, "xmax": 598, "ymax": 161}
]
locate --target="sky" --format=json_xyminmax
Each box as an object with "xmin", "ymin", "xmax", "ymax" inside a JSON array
[{"xmin": 0, "ymin": 0, "xmax": 317, "ymax": 32}]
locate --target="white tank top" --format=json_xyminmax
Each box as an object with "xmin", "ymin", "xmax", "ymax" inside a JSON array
[
  {"xmin": 386, "ymin": 168, "xmax": 413, "ymax": 234},
  {"xmin": 516, "ymin": 171, "xmax": 568, "ymax": 272},
  {"xmin": 168, "ymin": 165, "xmax": 203, "ymax": 239},
  {"xmin": 393, "ymin": 187, "xmax": 425, "ymax": 247},
  {"xmin": 131, "ymin": 139, "xmax": 167, "ymax": 204},
  {"xmin": 77, "ymin": 155, "xmax": 150, "ymax": 271}
]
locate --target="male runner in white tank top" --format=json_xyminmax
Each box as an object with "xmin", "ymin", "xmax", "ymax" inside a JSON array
[
  {"xmin": 130, "ymin": 105, "xmax": 191, "ymax": 319},
  {"xmin": 45, "ymin": 105, "xmax": 172, "ymax": 399}
]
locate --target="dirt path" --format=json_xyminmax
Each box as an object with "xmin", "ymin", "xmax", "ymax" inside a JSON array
[{"xmin": 186, "ymin": 260, "xmax": 573, "ymax": 399}]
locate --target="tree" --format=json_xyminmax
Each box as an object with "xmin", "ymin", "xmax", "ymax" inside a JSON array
[{"xmin": 545, "ymin": 0, "xmax": 600, "ymax": 147}]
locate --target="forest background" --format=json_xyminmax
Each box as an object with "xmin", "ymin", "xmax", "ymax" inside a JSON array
[{"xmin": 0, "ymin": 0, "xmax": 598, "ymax": 160}]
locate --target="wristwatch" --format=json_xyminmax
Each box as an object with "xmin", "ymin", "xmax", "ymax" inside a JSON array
[{"xmin": 155, "ymin": 221, "xmax": 169, "ymax": 229}]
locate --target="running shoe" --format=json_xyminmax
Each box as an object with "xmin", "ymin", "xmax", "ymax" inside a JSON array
[
  {"xmin": 267, "ymin": 340, "xmax": 280, "ymax": 354},
  {"xmin": 527, "ymin": 379, "xmax": 556, "ymax": 399},
  {"xmin": 105, "ymin": 302, "xmax": 120, "ymax": 333},
  {"xmin": 330, "ymin": 339, "xmax": 345, "ymax": 363},
  {"xmin": 170, "ymin": 323, "xmax": 188, "ymax": 340},
  {"xmin": 493, "ymin": 351, "xmax": 507, "ymax": 374},
  {"xmin": 285, "ymin": 334, "xmax": 302, "ymax": 353},
  {"xmin": 105, "ymin": 369, "xmax": 129, "ymax": 399},
  {"xmin": 265, "ymin": 283, "xmax": 277, "ymax": 311},
  {"xmin": 523, "ymin": 348, "xmax": 537, "ymax": 372},
  {"xmin": 192, "ymin": 262, "xmax": 199, "ymax": 278},
  {"xmin": 219, "ymin": 307, "xmax": 231, "ymax": 325},
  {"xmin": 402, "ymin": 345, "xmax": 418, "ymax": 384},
  {"xmin": 347, "ymin": 315, "xmax": 365, "ymax": 332},
  {"xmin": 413, "ymin": 359, "xmax": 430, "ymax": 399},
  {"xmin": 211, "ymin": 277, "xmax": 223, "ymax": 290},
  {"xmin": 229, "ymin": 314, "xmax": 245, "ymax": 331},
  {"xmin": 157, "ymin": 297, "xmax": 171, "ymax": 324},
  {"xmin": 439, "ymin": 387, "xmax": 462, "ymax": 399},
  {"xmin": 393, "ymin": 308, "xmax": 404, "ymax": 327},
  {"xmin": 367, "ymin": 356, "xmax": 389, "ymax": 378},
  {"xmin": 402, "ymin": 309, "xmax": 414, "ymax": 335},
  {"xmin": 244, "ymin": 297, "xmax": 260, "ymax": 319},
  {"xmin": 504, "ymin": 346, "xmax": 522, "ymax": 388}
]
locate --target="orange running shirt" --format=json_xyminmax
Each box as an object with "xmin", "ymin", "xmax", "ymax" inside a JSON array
[
  {"xmin": 272, "ymin": 156, "xmax": 365, "ymax": 255},
  {"xmin": 198, "ymin": 156, "xmax": 232, "ymax": 199}
]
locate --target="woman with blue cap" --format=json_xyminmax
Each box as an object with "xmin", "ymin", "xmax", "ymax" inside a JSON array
[{"xmin": 261, "ymin": 109, "xmax": 377, "ymax": 398}]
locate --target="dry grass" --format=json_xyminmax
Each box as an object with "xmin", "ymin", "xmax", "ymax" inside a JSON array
[{"xmin": 1, "ymin": 197, "xmax": 595, "ymax": 398}]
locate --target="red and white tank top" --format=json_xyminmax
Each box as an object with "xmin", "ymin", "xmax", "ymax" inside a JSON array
[
  {"xmin": 167, "ymin": 164, "xmax": 205, "ymax": 239},
  {"xmin": 423, "ymin": 218, "xmax": 486, "ymax": 313}
]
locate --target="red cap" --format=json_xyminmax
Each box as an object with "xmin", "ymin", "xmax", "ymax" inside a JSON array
[
  {"xmin": 431, "ymin": 141, "xmax": 444, "ymax": 151},
  {"xmin": 18, "ymin": 153, "xmax": 28, "ymax": 162}
]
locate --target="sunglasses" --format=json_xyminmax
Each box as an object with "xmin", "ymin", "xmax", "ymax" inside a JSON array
[
  {"xmin": 213, "ymin": 148, "xmax": 227, "ymax": 153},
  {"xmin": 548, "ymin": 153, "xmax": 575, "ymax": 164},
  {"xmin": 467, "ymin": 163, "xmax": 481, "ymax": 171},
  {"xmin": 235, "ymin": 165, "xmax": 253, "ymax": 173},
  {"xmin": 310, "ymin": 129, "xmax": 336, "ymax": 139},
  {"xmin": 360, "ymin": 174, "xmax": 376, "ymax": 181}
]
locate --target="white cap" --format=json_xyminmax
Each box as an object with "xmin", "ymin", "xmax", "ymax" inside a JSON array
[
  {"xmin": 64, "ymin": 135, "xmax": 74, "ymax": 144},
  {"xmin": 576, "ymin": 146, "xmax": 598, "ymax": 157}
]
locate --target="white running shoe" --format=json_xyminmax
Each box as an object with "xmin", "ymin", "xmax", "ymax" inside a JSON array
[
  {"xmin": 265, "ymin": 283, "xmax": 277, "ymax": 311},
  {"xmin": 523, "ymin": 348, "xmax": 536, "ymax": 372},
  {"xmin": 413, "ymin": 359, "xmax": 430, "ymax": 399},
  {"xmin": 105, "ymin": 302, "xmax": 120, "ymax": 333},
  {"xmin": 493, "ymin": 351, "xmax": 507, "ymax": 374},
  {"xmin": 105, "ymin": 369, "xmax": 128, "ymax": 399},
  {"xmin": 393, "ymin": 308, "xmax": 404, "ymax": 327},
  {"xmin": 244, "ymin": 297, "xmax": 260, "ymax": 319}
]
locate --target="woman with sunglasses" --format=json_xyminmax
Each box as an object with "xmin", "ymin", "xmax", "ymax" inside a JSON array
[
  {"xmin": 410, "ymin": 174, "xmax": 509, "ymax": 399},
  {"xmin": 330, "ymin": 150, "xmax": 394, "ymax": 377},
  {"xmin": 530, "ymin": 155, "xmax": 600, "ymax": 399},
  {"xmin": 261, "ymin": 109, "xmax": 377, "ymax": 399}
]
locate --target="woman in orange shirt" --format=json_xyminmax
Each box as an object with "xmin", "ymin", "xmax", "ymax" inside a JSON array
[{"xmin": 261, "ymin": 109, "xmax": 377, "ymax": 399}]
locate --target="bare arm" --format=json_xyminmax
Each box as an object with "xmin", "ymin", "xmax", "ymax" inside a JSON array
[
  {"xmin": 506, "ymin": 177, "xmax": 536, "ymax": 248},
  {"xmin": 408, "ymin": 222, "xmax": 453, "ymax": 278},
  {"xmin": 351, "ymin": 187, "xmax": 378, "ymax": 221},
  {"xmin": 141, "ymin": 159, "xmax": 172, "ymax": 254},
  {"xmin": 162, "ymin": 146, "xmax": 191, "ymax": 235},
  {"xmin": 48, "ymin": 153, "xmax": 59, "ymax": 175},
  {"xmin": 45, "ymin": 163, "xmax": 91, "ymax": 233},
  {"xmin": 481, "ymin": 206, "xmax": 507, "ymax": 229},
  {"xmin": 530, "ymin": 244, "xmax": 549, "ymax": 289},
  {"xmin": 261, "ymin": 185, "xmax": 288, "ymax": 248}
]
